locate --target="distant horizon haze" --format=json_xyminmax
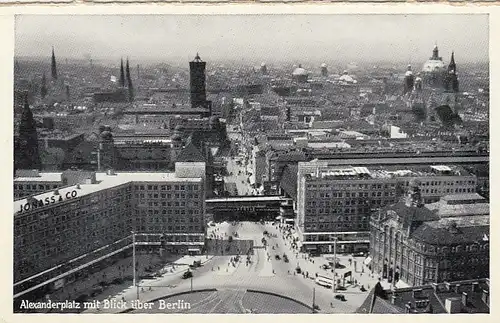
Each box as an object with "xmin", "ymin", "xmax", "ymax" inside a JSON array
[{"xmin": 15, "ymin": 15, "xmax": 489, "ymax": 66}]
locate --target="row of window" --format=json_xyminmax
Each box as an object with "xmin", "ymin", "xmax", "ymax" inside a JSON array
[
  {"xmin": 134, "ymin": 184, "xmax": 199, "ymax": 191},
  {"xmin": 133, "ymin": 215, "xmax": 202, "ymax": 222},
  {"xmin": 135, "ymin": 192, "xmax": 201, "ymax": 199},
  {"xmin": 306, "ymin": 179, "xmax": 475, "ymax": 191},
  {"xmin": 135, "ymin": 225, "xmax": 202, "ymax": 233},
  {"xmin": 306, "ymin": 215, "xmax": 368, "ymax": 222},
  {"xmin": 304, "ymin": 222, "xmax": 369, "ymax": 231},
  {"xmin": 14, "ymin": 183, "xmax": 60, "ymax": 191},
  {"xmin": 374, "ymin": 230, "xmax": 489, "ymax": 254},
  {"xmin": 307, "ymin": 183, "xmax": 395, "ymax": 190}
]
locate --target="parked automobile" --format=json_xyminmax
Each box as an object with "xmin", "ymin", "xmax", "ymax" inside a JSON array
[
  {"xmin": 295, "ymin": 267, "xmax": 302, "ymax": 274},
  {"xmin": 182, "ymin": 270, "xmax": 193, "ymax": 279},
  {"xmin": 335, "ymin": 294, "xmax": 346, "ymax": 301}
]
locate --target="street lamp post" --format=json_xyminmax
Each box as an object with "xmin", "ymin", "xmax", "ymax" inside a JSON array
[
  {"xmin": 312, "ymin": 287, "xmax": 316, "ymax": 314},
  {"xmin": 332, "ymin": 237, "xmax": 338, "ymax": 294},
  {"xmin": 132, "ymin": 231, "xmax": 139, "ymax": 300}
]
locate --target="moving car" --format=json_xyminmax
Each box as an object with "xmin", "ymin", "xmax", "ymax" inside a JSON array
[
  {"xmin": 283, "ymin": 254, "xmax": 289, "ymax": 263},
  {"xmin": 315, "ymin": 277, "xmax": 333, "ymax": 289}
]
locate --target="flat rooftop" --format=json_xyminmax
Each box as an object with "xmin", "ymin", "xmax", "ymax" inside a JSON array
[
  {"xmin": 14, "ymin": 172, "xmax": 203, "ymax": 215},
  {"xmin": 14, "ymin": 172, "xmax": 63, "ymax": 182},
  {"xmin": 206, "ymin": 196, "xmax": 283, "ymax": 203},
  {"xmin": 306, "ymin": 165, "xmax": 473, "ymax": 180}
]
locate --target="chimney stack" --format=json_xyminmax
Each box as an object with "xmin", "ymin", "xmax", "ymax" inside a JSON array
[{"xmin": 461, "ymin": 292, "xmax": 468, "ymax": 307}]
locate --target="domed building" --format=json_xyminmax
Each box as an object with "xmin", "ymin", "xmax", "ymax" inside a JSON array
[
  {"xmin": 421, "ymin": 44, "xmax": 446, "ymax": 87},
  {"xmin": 338, "ymin": 70, "xmax": 357, "ymax": 85},
  {"xmin": 403, "ymin": 65, "xmax": 415, "ymax": 95},
  {"xmin": 292, "ymin": 64, "xmax": 309, "ymax": 83},
  {"xmin": 260, "ymin": 62, "xmax": 267, "ymax": 75},
  {"xmin": 320, "ymin": 63, "xmax": 328, "ymax": 77}
]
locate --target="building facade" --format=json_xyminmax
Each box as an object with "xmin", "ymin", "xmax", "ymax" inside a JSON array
[
  {"xmin": 370, "ymin": 190, "xmax": 489, "ymax": 287},
  {"xmin": 295, "ymin": 161, "xmax": 477, "ymax": 254},
  {"xmin": 13, "ymin": 162, "xmax": 206, "ymax": 284}
]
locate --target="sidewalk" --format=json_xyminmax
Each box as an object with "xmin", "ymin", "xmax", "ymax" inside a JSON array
[{"xmin": 83, "ymin": 255, "xmax": 215, "ymax": 313}]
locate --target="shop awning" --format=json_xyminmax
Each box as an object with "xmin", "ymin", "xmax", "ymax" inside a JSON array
[
  {"xmin": 188, "ymin": 248, "xmax": 200, "ymax": 252},
  {"xmin": 305, "ymin": 245, "xmax": 317, "ymax": 250}
]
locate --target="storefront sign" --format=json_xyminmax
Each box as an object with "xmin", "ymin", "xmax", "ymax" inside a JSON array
[{"xmin": 19, "ymin": 190, "xmax": 78, "ymax": 213}]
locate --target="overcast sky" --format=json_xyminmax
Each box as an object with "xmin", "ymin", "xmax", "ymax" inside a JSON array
[{"xmin": 15, "ymin": 15, "xmax": 489, "ymax": 65}]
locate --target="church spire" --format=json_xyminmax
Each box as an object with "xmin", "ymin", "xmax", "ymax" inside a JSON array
[
  {"xmin": 126, "ymin": 57, "xmax": 134, "ymax": 102},
  {"xmin": 449, "ymin": 51, "xmax": 456, "ymax": 72},
  {"xmin": 51, "ymin": 47, "xmax": 58, "ymax": 80},
  {"xmin": 18, "ymin": 94, "xmax": 41, "ymax": 170},
  {"xmin": 119, "ymin": 58, "xmax": 125, "ymax": 87}
]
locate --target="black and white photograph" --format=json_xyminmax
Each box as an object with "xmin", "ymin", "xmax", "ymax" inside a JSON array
[{"xmin": 11, "ymin": 13, "xmax": 490, "ymax": 314}]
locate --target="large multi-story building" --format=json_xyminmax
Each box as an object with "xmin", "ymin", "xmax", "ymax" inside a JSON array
[
  {"xmin": 294, "ymin": 161, "xmax": 477, "ymax": 254},
  {"xmin": 14, "ymin": 162, "xmax": 206, "ymax": 289},
  {"xmin": 369, "ymin": 189, "xmax": 489, "ymax": 287}
]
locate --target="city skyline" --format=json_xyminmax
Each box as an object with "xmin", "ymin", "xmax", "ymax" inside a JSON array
[{"xmin": 15, "ymin": 15, "xmax": 489, "ymax": 65}]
